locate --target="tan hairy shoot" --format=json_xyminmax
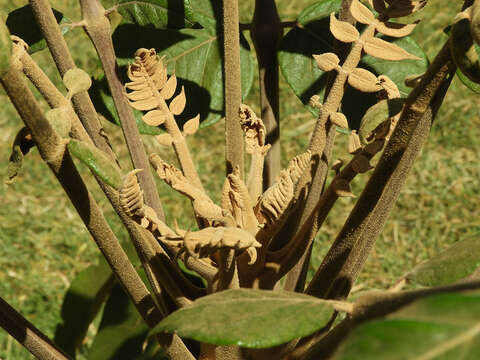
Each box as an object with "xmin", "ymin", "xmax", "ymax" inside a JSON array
[
  {"xmin": 125, "ymin": 48, "xmax": 204, "ymax": 192},
  {"xmin": 239, "ymin": 104, "xmax": 271, "ymax": 203}
]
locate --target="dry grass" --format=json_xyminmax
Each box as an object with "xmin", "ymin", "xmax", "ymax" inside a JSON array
[{"xmin": 1, "ymin": 0, "xmax": 479, "ymax": 358}]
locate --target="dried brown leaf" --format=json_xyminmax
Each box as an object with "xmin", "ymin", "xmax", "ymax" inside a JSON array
[
  {"xmin": 169, "ymin": 86, "xmax": 186, "ymax": 115},
  {"xmin": 363, "ymin": 37, "xmax": 421, "ymax": 61},
  {"xmin": 183, "ymin": 114, "xmax": 200, "ymax": 136},
  {"xmin": 330, "ymin": 112, "xmax": 349, "ymax": 129},
  {"xmin": 156, "ymin": 133, "xmax": 173, "ymax": 146},
  {"xmin": 350, "ymin": 0, "xmax": 375, "ymax": 24},
  {"xmin": 348, "ymin": 68, "xmax": 381, "ymax": 92},
  {"xmin": 142, "ymin": 110, "xmax": 166, "ymax": 126},
  {"xmin": 313, "ymin": 53, "xmax": 340, "ymax": 72},
  {"xmin": 330, "ymin": 13, "xmax": 360, "ymax": 43},
  {"xmin": 161, "ymin": 74, "xmax": 177, "ymax": 100},
  {"xmin": 375, "ymin": 21, "xmax": 417, "ymax": 38}
]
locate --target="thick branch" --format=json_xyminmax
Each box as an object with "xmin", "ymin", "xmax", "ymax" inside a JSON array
[
  {"xmin": 0, "ymin": 296, "xmax": 71, "ymax": 360},
  {"xmin": 224, "ymin": 0, "xmax": 244, "ymax": 176},
  {"xmin": 306, "ymin": 42, "xmax": 456, "ymax": 301},
  {"xmin": 28, "ymin": 0, "xmax": 117, "ymax": 162},
  {"xmin": 1, "ymin": 66, "xmax": 162, "ymax": 328},
  {"xmin": 283, "ymin": 0, "xmax": 356, "ymax": 292}
]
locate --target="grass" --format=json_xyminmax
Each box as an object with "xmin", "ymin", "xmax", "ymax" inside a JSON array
[{"xmin": 1, "ymin": 0, "xmax": 479, "ymax": 358}]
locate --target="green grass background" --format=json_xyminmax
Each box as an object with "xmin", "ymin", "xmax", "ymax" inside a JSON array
[{"xmin": 1, "ymin": 0, "xmax": 479, "ymax": 358}]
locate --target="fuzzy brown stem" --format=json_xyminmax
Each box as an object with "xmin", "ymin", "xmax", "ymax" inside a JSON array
[
  {"xmin": 224, "ymin": 0, "xmax": 244, "ymax": 176},
  {"xmin": 283, "ymin": 0, "xmax": 356, "ymax": 292},
  {"xmin": 17, "ymin": 43, "xmax": 174, "ymax": 315},
  {"xmin": 1, "ymin": 66, "xmax": 162, "ymax": 328},
  {"xmin": 0, "ymin": 296, "xmax": 71, "ymax": 360},
  {"xmin": 264, "ymin": 137, "xmax": 385, "ymax": 286},
  {"xmin": 79, "ymin": 0, "xmax": 164, "ymax": 219},
  {"xmin": 266, "ymin": 15, "xmax": 366, "ymax": 291},
  {"xmin": 218, "ymin": 249, "xmax": 240, "ymax": 291},
  {"xmin": 28, "ymin": 0, "xmax": 117, "ymax": 162},
  {"xmin": 251, "ymin": 0, "xmax": 282, "ymax": 190},
  {"xmin": 4, "ymin": 63, "xmax": 195, "ymax": 360},
  {"xmin": 306, "ymin": 42, "xmax": 456, "ymax": 301}
]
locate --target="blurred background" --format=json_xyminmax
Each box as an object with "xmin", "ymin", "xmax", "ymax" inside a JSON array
[{"xmin": 0, "ymin": 0, "xmax": 479, "ymax": 358}]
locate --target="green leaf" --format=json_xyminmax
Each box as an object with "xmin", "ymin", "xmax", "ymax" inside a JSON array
[
  {"xmin": 89, "ymin": 74, "xmax": 163, "ymax": 135},
  {"xmin": 114, "ymin": 0, "xmax": 196, "ymax": 29},
  {"xmin": 88, "ymin": 282, "xmax": 149, "ymax": 360},
  {"xmin": 6, "ymin": 5, "xmax": 71, "ymax": 54},
  {"xmin": 112, "ymin": 26, "xmax": 254, "ymax": 127},
  {"xmin": 405, "ymin": 238, "xmax": 480, "ymax": 287},
  {"xmin": 188, "ymin": 0, "xmax": 221, "ymax": 31},
  {"xmin": 68, "ymin": 139, "xmax": 122, "ymax": 189},
  {"xmin": 457, "ymin": 65, "xmax": 480, "ymax": 94},
  {"xmin": 333, "ymin": 292, "xmax": 480, "ymax": 360},
  {"xmin": 279, "ymin": 0, "xmax": 427, "ymax": 128},
  {"xmin": 151, "ymin": 288, "xmax": 337, "ymax": 348},
  {"xmin": 54, "ymin": 259, "xmax": 114, "ymax": 358}
]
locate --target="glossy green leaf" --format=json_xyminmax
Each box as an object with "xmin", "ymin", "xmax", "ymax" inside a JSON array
[
  {"xmin": 6, "ymin": 5, "xmax": 71, "ymax": 54},
  {"xmin": 279, "ymin": 0, "xmax": 427, "ymax": 128},
  {"xmin": 406, "ymin": 238, "xmax": 480, "ymax": 287},
  {"xmin": 333, "ymin": 292, "xmax": 480, "ymax": 359},
  {"xmin": 54, "ymin": 259, "xmax": 114, "ymax": 358},
  {"xmin": 68, "ymin": 139, "xmax": 122, "ymax": 189},
  {"xmin": 89, "ymin": 75, "xmax": 163, "ymax": 135},
  {"xmin": 88, "ymin": 283, "xmax": 149, "ymax": 360},
  {"xmin": 112, "ymin": 26, "xmax": 253, "ymax": 128},
  {"xmin": 151, "ymin": 288, "xmax": 337, "ymax": 348},
  {"xmin": 188, "ymin": 0, "xmax": 221, "ymax": 31},
  {"xmin": 114, "ymin": 0, "xmax": 196, "ymax": 29}
]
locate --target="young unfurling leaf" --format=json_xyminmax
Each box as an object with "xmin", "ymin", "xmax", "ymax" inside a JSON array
[
  {"xmin": 169, "ymin": 86, "xmax": 186, "ymax": 115},
  {"xmin": 329, "ymin": 13, "xmax": 359, "ymax": 43},
  {"xmin": 364, "ymin": 37, "xmax": 421, "ymax": 61},
  {"xmin": 183, "ymin": 114, "xmax": 200, "ymax": 136}
]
